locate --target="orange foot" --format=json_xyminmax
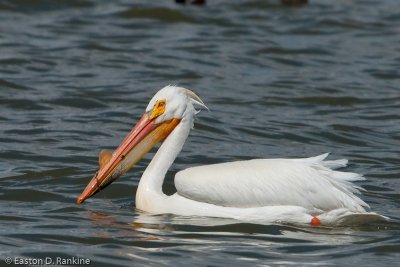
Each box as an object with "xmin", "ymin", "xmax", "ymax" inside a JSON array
[{"xmin": 310, "ymin": 216, "xmax": 321, "ymax": 226}]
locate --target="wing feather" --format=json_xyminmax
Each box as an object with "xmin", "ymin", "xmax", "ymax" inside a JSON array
[{"xmin": 174, "ymin": 154, "xmax": 368, "ymax": 212}]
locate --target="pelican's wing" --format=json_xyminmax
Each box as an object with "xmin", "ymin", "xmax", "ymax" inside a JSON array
[{"xmin": 175, "ymin": 154, "xmax": 368, "ymax": 212}]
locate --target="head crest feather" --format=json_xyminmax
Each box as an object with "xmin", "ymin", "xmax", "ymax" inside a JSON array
[{"xmin": 184, "ymin": 89, "xmax": 209, "ymax": 113}]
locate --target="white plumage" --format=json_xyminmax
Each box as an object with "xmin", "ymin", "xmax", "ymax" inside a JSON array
[
  {"xmin": 134, "ymin": 86, "xmax": 387, "ymax": 225},
  {"xmin": 175, "ymin": 154, "xmax": 368, "ymax": 212},
  {"xmin": 79, "ymin": 85, "xmax": 387, "ymax": 226}
]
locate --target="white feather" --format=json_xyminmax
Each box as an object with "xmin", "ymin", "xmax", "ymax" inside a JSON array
[
  {"xmin": 133, "ymin": 86, "xmax": 387, "ymax": 226},
  {"xmin": 175, "ymin": 156, "xmax": 368, "ymax": 212}
]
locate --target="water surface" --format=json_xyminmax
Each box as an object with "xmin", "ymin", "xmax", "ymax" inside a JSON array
[{"xmin": 0, "ymin": 0, "xmax": 399, "ymax": 266}]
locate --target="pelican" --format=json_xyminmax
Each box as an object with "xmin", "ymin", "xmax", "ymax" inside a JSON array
[{"xmin": 77, "ymin": 85, "xmax": 387, "ymax": 226}]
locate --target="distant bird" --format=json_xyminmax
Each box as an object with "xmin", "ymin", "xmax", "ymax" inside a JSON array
[
  {"xmin": 175, "ymin": 0, "xmax": 308, "ymax": 5},
  {"xmin": 175, "ymin": 0, "xmax": 206, "ymax": 5},
  {"xmin": 77, "ymin": 85, "xmax": 387, "ymax": 226},
  {"xmin": 174, "ymin": 0, "xmax": 308, "ymax": 6},
  {"xmin": 281, "ymin": 0, "xmax": 308, "ymax": 6}
]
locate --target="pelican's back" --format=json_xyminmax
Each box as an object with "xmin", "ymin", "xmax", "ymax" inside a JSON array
[{"xmin": 175, "ymin": 154, "xmax": 368, "ymax": 212}]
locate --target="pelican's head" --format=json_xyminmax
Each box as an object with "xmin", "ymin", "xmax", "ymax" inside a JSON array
[{"xmin": 77, "ymin": 85, "xmax": 207, "ymax": 204}]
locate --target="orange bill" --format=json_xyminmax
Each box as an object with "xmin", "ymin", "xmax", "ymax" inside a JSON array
[{"xmin": 77, "ymin": 113, "xmax": 180, "ymax": 204}]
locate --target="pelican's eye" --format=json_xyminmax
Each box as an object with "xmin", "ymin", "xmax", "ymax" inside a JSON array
[{"xmin": 150, "ymin": 99, "xmax": 167, "ymax": 119}]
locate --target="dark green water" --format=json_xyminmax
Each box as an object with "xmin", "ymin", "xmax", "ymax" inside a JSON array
[{"xmin": 1, "ymin": 0, "xmax": 399, "ymax": 266}]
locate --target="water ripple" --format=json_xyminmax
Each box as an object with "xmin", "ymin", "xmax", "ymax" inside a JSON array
[{"xmin": 0, "ymin": 0, "xmax": 399, "ymax": 266}]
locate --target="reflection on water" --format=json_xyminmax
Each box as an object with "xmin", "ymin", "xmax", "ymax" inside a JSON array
[
  {"xmin": 81, "ymin": 209, "xmax": 399, "ymax": 267},
  {"xmin": 0, "ymin": 0, "xmax": 399, "ymax": 266}
]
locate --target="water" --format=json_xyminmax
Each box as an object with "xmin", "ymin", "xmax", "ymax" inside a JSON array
[{"xmin": 1, "ymin": 0, "xmax": 399, "ymax": 266}]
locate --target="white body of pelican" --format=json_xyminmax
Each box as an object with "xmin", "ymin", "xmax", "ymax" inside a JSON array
[{"xmin": 78, "ymin": 85, "xmax": 387, "ymax": 226}]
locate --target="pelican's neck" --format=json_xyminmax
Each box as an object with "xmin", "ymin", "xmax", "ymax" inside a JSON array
[{"xmin": 136, "ymin": 115, "xmax": 192, "ymax": 211}]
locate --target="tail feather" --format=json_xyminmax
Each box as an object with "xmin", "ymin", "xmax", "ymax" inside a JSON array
[
  {"xmin": 323, "ymin": 158, "xmax": 348, "ymax": 169},
  {"xmin": 300, "ymin": 153, "xmax": 349, "ymax": 170},
  {"xmin": 304, "ymin": 154, "xmax": 369, "ymax": 211},
  {"xmin": 304, "ymin": 153, "xmax": 365, "ymax": 182},
  {"xmin": 323, "ymin": 170, "xmax": 365, "ymax": 182},
  {"xmin": 319, "ymin": 208, "xmax": 389, "ymax": 226}
]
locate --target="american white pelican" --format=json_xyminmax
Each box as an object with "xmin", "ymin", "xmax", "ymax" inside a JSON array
[{"xmin": 77, "ymin": 85, "xmax": 387, "ymax": 226}]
